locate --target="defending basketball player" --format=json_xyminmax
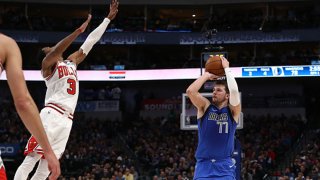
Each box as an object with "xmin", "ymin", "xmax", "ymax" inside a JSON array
[
  {"xmin": 0, "ymin": 34, "xmax": 60, "ymax": 180},
  {"xmin": 186, "ymin": 56, "xmax": 241, "ymax": 180},
  {"xmin": 14, "ymin": 1, "xmax": 119, "ymax": 179}
]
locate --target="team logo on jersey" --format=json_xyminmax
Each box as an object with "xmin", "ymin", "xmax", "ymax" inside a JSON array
[
  {"xmin": 58, "ymin": 66, "xmax": 78, "ymax": 80},
  {"xmin": 208, "ymin": 112, "xmax": 228, "ymax": 121}
]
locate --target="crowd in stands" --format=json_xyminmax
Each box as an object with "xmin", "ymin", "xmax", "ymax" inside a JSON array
[
  {"xmin": 233, "ymin": 47, "xmax": 319, "ymax": 67},
  {"xmin": 1, "ymin": 2, "xmax": 320, "ymax": 180},
  {"xmin": 120, "ymin": 117, "xmax": 196, "ymax": 179},
  {"xmin": 1, "ymin": 2, "xmax": 320, "ymax": 32},
  {"xmin": 13, "ymin": 43, "xmax": 320, "ymax": 71},
  {"xmin": 79, "ymin": 84, "xmax": 122, "ymax": 101},
  {"xmin": 239, "ymin": 114, "xmax": 306, "ymax": 180},
  {"xmin": 2, "ymin": 93, "xmax": 318, "ymax": 179},
  {"xmin": 0, "ymin": 101, "xmax": 140, "ymax": 179},
  {"xmin": 277, "ymin": 129, "xmax": 320, "ymax": 180},
  {"xmin": 78, "ymin": 45, "xmax": 319, "ymax": 70},
  {"xmin": 59, "ymin": 117, "xmax": 140, "ymax": 180},
  {"xmin": 1, "ymin": 3, "xmax": 320, "ymax": 70}
]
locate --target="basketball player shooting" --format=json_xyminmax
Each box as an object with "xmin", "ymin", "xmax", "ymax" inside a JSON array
[
  {"xmin": 186, "ymin": 56, "xmax": 241, "ymax": 180},
  {"xmin": 14, "ymin": 0, "xmax": 119, "ymax": 179}
]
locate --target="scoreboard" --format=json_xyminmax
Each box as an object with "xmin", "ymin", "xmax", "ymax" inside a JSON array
[{"xmin": 242, "ymin": 65, "xmax": 320, "ymax": 77}]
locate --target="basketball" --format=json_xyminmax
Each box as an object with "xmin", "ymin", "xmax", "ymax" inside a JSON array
[{"xmin": 205, "ymin": 56, "xmax": 225, "ymax": 76}]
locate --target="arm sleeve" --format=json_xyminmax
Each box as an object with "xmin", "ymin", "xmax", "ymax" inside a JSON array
[
  {"xmin": 225, "ymin": 67, "xmax": 240, "ymax": 106},
  {"xmin": 80, "ymin": 18, "xmax": 111, "ymax": 55}
]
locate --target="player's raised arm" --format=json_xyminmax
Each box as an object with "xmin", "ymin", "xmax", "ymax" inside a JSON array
[
  {"xmin": 186, "ymin": 72, "xmax": 219, "ymax": 117},
  {"xmin": 42, "ymin": 14, "xmax": 92, "ymax": 71},
  {"xmin": 221, "ymin": 57, "xmax": 241, "ymax": 122},
  {"xmin": 67, "ymin": 0, "xmax": 119, "ymax": 65}
]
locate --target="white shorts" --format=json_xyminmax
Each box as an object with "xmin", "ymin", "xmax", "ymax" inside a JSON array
[{"xmin": 24, "ymin": 107, "xmax": 73, "ymax": 159}]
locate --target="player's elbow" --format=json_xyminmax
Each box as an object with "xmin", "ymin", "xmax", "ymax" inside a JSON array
[
  {"xmin": 230, "ymin": 89, "xmax": 239, "ymax": 96},
  {"xmin": 229, "ymin": 92, "xmax": 241, "ymax": 106},
  {"xmin": 186, "ymin": 88, "xmax": 196, "ymax": 97},
  {"xmin": 14, "ymin": 96, "xmax": 33, "ymax": 112}
]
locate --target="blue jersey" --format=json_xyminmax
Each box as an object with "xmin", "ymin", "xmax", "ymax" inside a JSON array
[{"xmin": 195, "ymin": 104, "xmax": 237, "ymax": 161}]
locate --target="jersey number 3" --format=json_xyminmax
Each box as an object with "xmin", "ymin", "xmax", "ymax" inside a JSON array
[{"xmin": 67, "ymin": 78, "xmax": 76, "ymax": 95}]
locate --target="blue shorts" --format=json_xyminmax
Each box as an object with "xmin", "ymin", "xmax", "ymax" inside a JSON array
[{"xmin": 194, "ymin": 158, "xmax": 236, "ymax": 180}]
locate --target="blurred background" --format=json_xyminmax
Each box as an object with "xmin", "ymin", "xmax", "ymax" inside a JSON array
[{"xmin": 0, "ymin": 0, "xmax": 320, "ymax": 179}]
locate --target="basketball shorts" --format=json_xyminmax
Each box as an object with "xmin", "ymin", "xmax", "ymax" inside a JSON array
[
  {"xmin": 194, "ymin": 158, "xmax": 236, "ymax": 180},
  {"xmin": 24, "ymin": 107, "xmax": 73, "ymax": 159}
]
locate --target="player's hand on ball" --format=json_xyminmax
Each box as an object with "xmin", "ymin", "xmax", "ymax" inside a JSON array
[
  {"xmin": 221, "ymin": 56, "xmax": 229, "ymax": 69},
  {"xmin": 204, "ymin": 72, "xmax": 220, "ymax": 80}
]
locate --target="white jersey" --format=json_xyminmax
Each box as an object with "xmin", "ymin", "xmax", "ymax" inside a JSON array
[{"xmin": 44, "ymin": 60, "xmax": 79, "ymax": 114}]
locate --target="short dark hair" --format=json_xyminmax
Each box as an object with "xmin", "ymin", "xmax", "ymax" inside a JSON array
[{"xmin": 213, "ymin": 80, "xmax": 229, "ymax": 94}]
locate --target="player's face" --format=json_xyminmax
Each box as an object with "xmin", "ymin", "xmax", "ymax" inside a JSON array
[{"xmin": 212, "ymin": 85, "xmax": 229, "ymax": 103}]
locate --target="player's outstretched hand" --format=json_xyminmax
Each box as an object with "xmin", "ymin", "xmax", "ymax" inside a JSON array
[
  {"xmin": 46, "ymin": 151, "xmax": 61, "ymax": 180},
  {"xmin": 107, "ymin": 0, "xmax": 119, "ymax": 20},
  {"xmin": 78, "ymin": 14, "xmax": 92, "ymax": 33},
  {"xmin": 221, "ymin": 56, "xmax": 230, "ymax": 69}
]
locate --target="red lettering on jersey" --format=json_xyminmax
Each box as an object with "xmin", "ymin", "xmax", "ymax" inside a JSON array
[
  {"xmin": 70, "ymin": 67, "xmax": 78, "ymax": 80},
  {"xmin": 57, "ymin": 65, "xmax": 77, "ymax": 79},
  {"xmin": 58, "ymin": 66, "xmax": 64, "ymax": 78},
  {"xmin": 63, "ymin": 66, "xmax": 68, "ymax": 76},
  {"xmin": 69, "ymin": 68, "xmax": 74, "ymax": 75}
]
